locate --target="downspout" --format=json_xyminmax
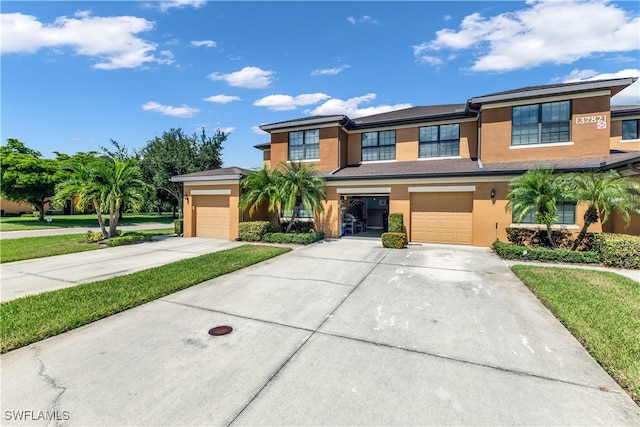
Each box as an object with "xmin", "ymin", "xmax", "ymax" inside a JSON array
[
  {"xmin": 467, "ymin": 103, "xmax": 483, "ymax": 168},
  {"xmin": 329, "ymin": 123, "xmax": 344, "ymax": 175}
]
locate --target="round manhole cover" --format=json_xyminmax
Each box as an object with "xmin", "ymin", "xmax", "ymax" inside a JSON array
[{"xmin": 208, "ymin": 325, "xmax": 233, "ymax": 336}]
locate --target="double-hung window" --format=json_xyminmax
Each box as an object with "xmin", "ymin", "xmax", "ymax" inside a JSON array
[
  {"xmin": 622, "ymin": 119, "xmax": 639, "ymax": 140},
  {"xmin": 513, "ymin": 202, "xmax": 576, "ymax": 225},
  {"xmin": 361, "ymin": 130, "xmax": 396, "ymax": 161},
  {"xmin": 419, "ymin": 124, "xmax": 460, "ymax": 158},
  {"xmin": 289, "ymin": 129, "xmax": 319, "ymax": 161},
  {"xmin": 512, "ymin": 101, "xmax": 571, "ymax": 146}
]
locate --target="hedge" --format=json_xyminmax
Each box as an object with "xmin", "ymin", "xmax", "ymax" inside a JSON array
[
  {"xmin": 381, "ymin": 232, "xmax": 408, "ymax": 249},
  {"xmin": 262, "ymin": 231, "xmax": 325, "ymax": 245},
  {"xmin": 493, "ymin": 241, "xmax": 600, "ymax": 264},
  {"xmin": 593, "ymin": 233, "xmax": 640, "ymax": 269},
  {"xmin": 106, "ymin": 233, "xmax": 153, "ymax": 247},
  {"xmin": 174, "ymin": 219, "xmax": 183, "ymax": 235},
  {"xmin": 239, "ymin": 221, "xmax": 273, "ymax": 242},
  {"xmin": 388, "ymin": 213, "xmax": 404, "ymax": 233}
]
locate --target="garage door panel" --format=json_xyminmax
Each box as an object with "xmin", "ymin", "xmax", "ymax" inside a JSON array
[
  {"xmin": 411, "ymin": 193, "xmax": 473, "ymax": 245},
  {"xmin": 195, "ymin": 195, "xmax": 230, "ymax": 239}
]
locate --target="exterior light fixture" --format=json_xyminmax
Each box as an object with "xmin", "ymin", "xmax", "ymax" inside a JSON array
[
  {"xmin": 184, "ymin": 194, "xmax": 189, "ymax": 202},
  {"xmin": 490, "ymin": 188, "xmax": 496, "ymax": 199}
]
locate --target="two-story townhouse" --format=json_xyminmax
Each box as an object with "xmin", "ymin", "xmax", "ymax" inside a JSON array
[{"xmin": 172, "ymin": 77, "xmax": 640, "ymax": 246}]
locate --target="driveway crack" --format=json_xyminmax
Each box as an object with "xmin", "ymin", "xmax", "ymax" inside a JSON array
[{"xmin": 33, "ymin": 346, "xmax": 67, "ymax": 426}]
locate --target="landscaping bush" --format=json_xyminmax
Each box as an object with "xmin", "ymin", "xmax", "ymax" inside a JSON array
[
  {"xmin": 239, "ymin": 221, "xmax": 273, "ymax": 242},
  {"xmin": 85, "ymin": 231, "xmax": 105, "ymax": 243},
  {"xmin": 493, "ymin": 241, "xmax": 600, "ymax": 264},
  {"xmin": 278, "ymin": 220, "xmax": 315, "ymax": 233},
  {"xmin": 388, "ymin": 213, "xmax": 404, "ymax": 233},
  {"xmin": 262, "ymin": 231, "xmax": 324, "ymax": 245},
  {"xmin": 593, "ymin": 233, "xmax": 640, "ymax": 269},
  {"xmin": 106, "ymin": 232, "xmax": 153, "ymax": 247},
  {"xmin": 381, "ymin": 232, "xmax": 408, "ymax": 249},
  {"xmin": 174, "ymin": 219, "xmax": 183, "ymax": 235}
]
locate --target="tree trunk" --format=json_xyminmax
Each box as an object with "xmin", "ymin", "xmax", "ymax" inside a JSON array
[
  {"xmin": 545, "ymin": 224, "xmax": 556, "ymax": 248},
  {"xmin": 109, "ymin": 200, "xmax": 121, "ymax": 237},
  {"xmin": 36, "ymin": 202, "xmax": 45, "ymax": 222},
  {"xmin": 571, "ymin": 206, "xmax": 598, "ymax": 251},
  {"xmin": 94, "ymin": 200, "xmax": 109, "ymax": 239},
  {"xmin": 286, "ymin": 205, "xmax": 298, "ymax": 233}
]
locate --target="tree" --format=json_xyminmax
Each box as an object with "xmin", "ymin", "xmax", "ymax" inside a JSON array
[
  {"xmin": 55, "ymin": 153, "xmax": 149, "ymax": 238},
  {"xmin": 276, "ymin": 162, "xmax": 327, "ymax": 232},
  {"xmin": 0, "ymin": 139, "xmax": 60, "ymax": 221},
  {"xmin": 506, "ymin": 167, "xmax": 571, "ymax": 248},
  {"xmin": 140, "ymin": 128, "xmax": 227, "ymax": 218},
  {"xmin": 239, "ymin": 166, "xmax": 281, "ymax": 218},
  {"xmin": 568, "ymin": 171, "xmax": 640, "ymax": 250}
]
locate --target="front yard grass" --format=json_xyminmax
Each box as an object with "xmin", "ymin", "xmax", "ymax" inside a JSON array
[
  {"xmin": 1, "ymin": 229, "xmax": 174, "ymax": 263},
  {"xmin": 1, "ymin": 244, "xmax": 291, "ymax": 353},
  {"xmin": 512, "ymin": 265, "xmax": 640, "ymax": 404},
  {"xmin": 0, "ymin": 213, "xmax": 174, "ymax": 232}
]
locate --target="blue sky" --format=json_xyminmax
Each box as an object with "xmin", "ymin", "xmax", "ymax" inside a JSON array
[{"xmin": 2, "ymin": 0, "xmax": 639, "ymax": 169}]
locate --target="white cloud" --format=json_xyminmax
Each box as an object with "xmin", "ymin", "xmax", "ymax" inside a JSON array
[
  {"xmin": 305, "ymin": 93, "xmax": 412, "ymax": 118},
  {"xmin": 443, "ymin": 15, "xmax": 452, "ymax": 22},
  {"xmin": 208, "ymin": 66, "xmax": 274, "ymax": 89},
  {"xmin": 252, "ymin": 125, "xmax": 268, "ymax": 135},
  {"xmin": 414, "ymin": 0, "xmax": 640, "ymax": 72},
  {"xmin": 1, "ymin": 11, "xmax": 166, "ymax": 70},
  {"xmin": 218, "ymin": 127, "xmax": 235, "ymax": 134},
  {"xmin": 310, "ymin": 64, "xmax": 350, "ymax": 76},
  {"xmin": 253, "ymin": 93, "xmax": 331, "ymax": 111},
  {"xmin": 562, "ymin": 68, "xmax": 640, "ymax": 105},
  {"xmin": 142, "ymin": 101, "xmax": 199, "ymax": 118},
  {"xmin": 203, "ymin": 94, "xmax": 241, "ymax": 103},
  {"xmin": 158, "ymin": 0, "xmax": 206, "ymax": 12},
  {"xmin": 191, "ymin": 40, "xmax": 216, "ymax": 48},
  {"xmin": 347, "ymin": 15, "xmax": 380, "ymax": 25}
]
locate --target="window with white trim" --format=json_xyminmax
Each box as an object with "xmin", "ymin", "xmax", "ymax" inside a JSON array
[
  {"xmin": 513, "ymin": 202, "xmax": 576, "ymax": 225},
  {"xmin": 512, "ymin": 101, "xmax": 570, "ymax": 146},
  {"xmin": 289, "ymin": 129, "xmax": 319, "ymax": 160},
  {"xmin": 419, "ymin": 124, "xmax": 460, "ymax": 158},
  {"xmin": 361, "ymin": 130, "xmax": 396, "ymax": 161},
  {"xmin": 622, "ymin": 119, "xmax": 639, "ymax": 140}
]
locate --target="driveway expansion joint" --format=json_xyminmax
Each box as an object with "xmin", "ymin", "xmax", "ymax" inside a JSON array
[{"xmin": 242, "ymin": 273, "xmax": 355, "ymax": 288}]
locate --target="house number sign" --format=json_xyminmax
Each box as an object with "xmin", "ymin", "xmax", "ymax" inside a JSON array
[{"xmin": 575, "ymin": 115, "xmax": 607, "ymax": 129}]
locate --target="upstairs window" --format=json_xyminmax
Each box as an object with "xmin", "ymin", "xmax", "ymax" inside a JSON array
[
  {"xmin": 361, "ymin": 130, "xmax": 396, "ymax": 161},
  {"xmin": 419, "ymin": 124, "xmax": 460, "ymax": 158},
  {"xmin": 512, "ymin": 101, "xmax": 570, "ymax": 146},
  {"xmin": 513, "ymin": 202, "xmax": 576, "ymax": 225},
  {"xmin": 622, "ymin": 119, "xmax": 639, "ymax": 140},
  {"xmin": 289, "ymin": 129, "xmax": 319, "ymax": 161}
]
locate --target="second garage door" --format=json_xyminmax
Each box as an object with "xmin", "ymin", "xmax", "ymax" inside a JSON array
[
  {"xmin": 195, "ymin": 195, "xmax": 230, "ymax": 239},
  {"xmin": 411, "ymin": 192, "xmax": 473, "ymax": 244}
]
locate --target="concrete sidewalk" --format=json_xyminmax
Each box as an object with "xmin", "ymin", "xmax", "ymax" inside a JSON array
[
  {"xmin": 0, "ymin": 237, "xmax": 242, "ymax": 302},
  {"xmin": 1, "ymin": 240, "xmax": 638, "ymax": 425},
  {"xmin": 0, "ymin": 223, "xmax": 172, "ymax": 240}
]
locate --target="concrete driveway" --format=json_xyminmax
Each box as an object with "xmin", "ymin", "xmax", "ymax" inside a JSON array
[{"xmin": 1, "ymin": 239, "xmax": 638, "ymax": 425}]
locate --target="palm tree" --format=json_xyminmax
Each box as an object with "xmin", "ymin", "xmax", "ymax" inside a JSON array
[
  {"xmin": 506, "ymin": 167, "xmax": 571, "ymax": 248},
  {"xmin": 276, "ymin": 162, "xmax": 327, "ymax": 232},
  {"xmin": 568, "ymin": 171, "xmax": 640, "ymax": 250},
  {"xmin": 239, "ymin": 166, "xmax": 281, "ymax": 218}
]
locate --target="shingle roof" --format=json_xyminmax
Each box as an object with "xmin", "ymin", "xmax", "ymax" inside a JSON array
[
  {"xmin": 611, "ymin": 105, "xmax": 640, "ymax": 116},
  {"xmin": 352, "ymin": 104, "xmax": 468, "ymax": 126},
  {"xmin": 170, "ymin": 166, "xmax": 250, "ymax": 181}
]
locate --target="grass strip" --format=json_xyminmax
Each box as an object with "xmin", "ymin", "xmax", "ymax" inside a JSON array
[
  {"xmin": 512, "ymin": 265, "xmax": 640, "ymax": 404},
  {"xmin": 1, "ymin": 229, "xmax": 174, "ymax": 263},
  {"xmin": 0, "ymin": 213, "xmax": 174, "ymax": 232},
  {"xmin": 1, "ymin": 244, "xmax": 290, "ymax": 353}
]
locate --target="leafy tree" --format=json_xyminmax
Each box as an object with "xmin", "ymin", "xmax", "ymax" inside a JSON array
[
  {"xmin": 506, "ymin": 167, "xmax": 571, "ymax": 248},
  {"xmin": 568, "ymin": 171, "xmax": 640, "ymax": 250},
  {"xmin": 140, "ymin": 128, "xmax": 227, "ymax": 218},
  {"xmin": 276, "ymin": 162, "xmax": 327, "ymax": 232},
  {"xmin": 0, "ymin": 139, "xmax": 60, "ymax": 221},
  {"xmin": 239, "ymin": 166, "xmax": 281, "ymax": 218}
]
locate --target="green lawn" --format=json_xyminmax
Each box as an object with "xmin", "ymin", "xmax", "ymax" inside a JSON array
[
  {"xmin": 0, "ymin": 213, "xmax": 174, "ymax": 232},
  {"xmin": 1, "ymin": 244, "xmax": 291, "ymax": 353},
  {"xmin": 512, "ymin": 265, "xmax": 640, "ymax": 404},
  {"xmin": 1, "ymin": 229, "xmax": 174, "ymax": 263}
]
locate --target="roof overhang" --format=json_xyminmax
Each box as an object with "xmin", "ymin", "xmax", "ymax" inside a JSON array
[
  {"xmin": 260, "ymin": 115, "xmax": 349, "ymax": 132},
  {"xmin": 170, "ymin": 173, "xmax": 244, "ymax": 183}
]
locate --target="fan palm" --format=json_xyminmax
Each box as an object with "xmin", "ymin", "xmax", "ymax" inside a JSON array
[
  {"xmin": 275, "ymin": 162, "xmax": 327, "ymax": 232},
  {"xmin": 239, "ymin": 166, "xmax": 281, "ymax": 218}
]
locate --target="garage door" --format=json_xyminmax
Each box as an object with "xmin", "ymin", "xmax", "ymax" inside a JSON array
[
  {"xmin": 195, "ymin": 195, "xmax": 230, "ymax": 238},
  {"xmin": 411, "ymin": 192, "xmax": 472, "ymax": 244}
]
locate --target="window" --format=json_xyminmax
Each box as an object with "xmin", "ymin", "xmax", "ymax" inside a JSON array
[
  {"xmin": 513, "ymin": 203, "xmax": 576, "ymax": 225},
  {"xmin": 361, "ymin": 130, "xmax": 396, "ymax": 161},
  {"xmin": 622, "ymin": 120, "xmax": 639, "ymax": 140},
  {"xmin": 419, "ymin": 124, "xmax": 460, "ymax": 158},
  {"xmin": 512, "ymin": 101, "xmax": 570, "ymax": 146},
  {"xmin": 289, "ymin": 129, "xmax": 319, "ymax": 160},
  {"xmin": 281, "ymin": 205, "xmax": 313, "ymax": 218}
]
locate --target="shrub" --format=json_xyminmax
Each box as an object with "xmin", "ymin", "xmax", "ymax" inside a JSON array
[
  {"xmin": 505, "ymin": 227, "xmax": 594, "ymax": 251},
  {"xmin": 239, "ymin": 221, "xmax": 273, "ymax": 242},
  {"xmin": 388, "ymin": 213, "xmax": 404, "ymax": 233},
  {"xmin": 493, "ymin": 241, "xmax": 599, "ymax": 264},
  {"xmin": 381, "ymin": 232, "xmax": 408, "ymax": 249},
  {"xmin": 85, "ymin": 231, "xmax": 105, "ymax": 243},
  {"xmin": 174, "ymin": 219, "xmax": 183, "ymax": 235},
  {"xmin": 593, "ymin": 233, "xmax": 640, "ymax": 269},
  {"xmin": 106, "ymin": 233, "xmax": 152, "ymax": 247},
  {"xmin": 262, "ymin": 231, "xmax": 324, "ymax": 245},
  {"xmin": 278, "ymin": 220, "xmax": 315, "ymax": 233}
]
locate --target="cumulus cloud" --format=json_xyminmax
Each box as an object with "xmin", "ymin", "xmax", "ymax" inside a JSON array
[
  {"xmin": 157, "ymin": 0, "xmax": 206, "ymax": 12},
  {"xmin": 191, "ymin": 40, "xmax": 216, "ymax": 48},
  {"xmin": 561, "ymin": 68, "xmax": 640, "ymax": 105},
  {"xmin": 1, "ymin": 11, "xmax": 167, "ymax": 70},
  {"xmin": 203, "ymin": 94, "xmax": 241, "ymax": 103},
  {"xmin": 310, "ymin": 64, "xmax": 350, "ymax": 76},
  {"xmin": 414, "ymin": 0, "xmax": 640, "ymax": 72},
  {"xmin": 305, "ymin": 93, "xmax": 412, "ymax": 118},
  {"xmin": 347, "ymin": 15, "xmax": 380, "ymax": 25},
  {"xmin": 217, "ymin": 127, "xmax": 235, "ymax": 134},
  {"xmin": 252, "ymin": 125, "xmax": 268, "ymax": 135},
  {"xmin": 142, "ymin": 101, "xmax": 199, "ymax": 118},
  {"xmin": 208, "ymin": 66, "xmax": 274, "ymax": 89},
  {"xmin": 253, "ymin": 93, "xmax": 331, "ymax": 111}
]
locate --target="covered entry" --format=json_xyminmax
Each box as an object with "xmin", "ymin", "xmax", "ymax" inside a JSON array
[
  {"xmin": 194, "ymin": 191, "xmax": 230, "ymax": 239},
  {"xmin": 410, "ymin": 186, "xmax": 474, "ymax": 245}
]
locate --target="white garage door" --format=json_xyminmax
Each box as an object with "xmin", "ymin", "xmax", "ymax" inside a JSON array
[
  {"xmin": 195, "ymin": 195, "xmax": 230, "ymax": 239},
  {"xmin": 411, "ymin": 192, "xmax": 473, "ymax": 244}
]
